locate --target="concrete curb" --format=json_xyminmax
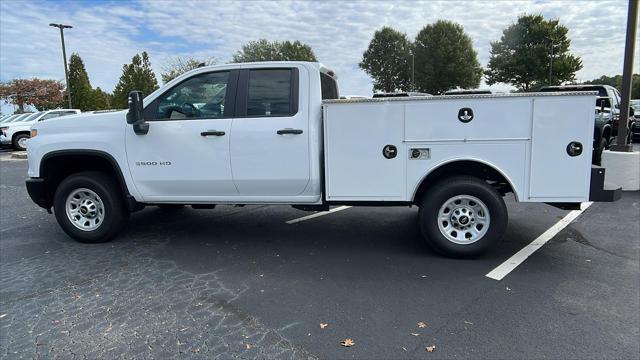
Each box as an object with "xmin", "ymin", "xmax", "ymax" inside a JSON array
[
  {"xmin": 602, "ymin": 150, "xmax": 640, "ymax": 191},
  {"xmin": 11, "ymin": 151, "xmax": 27, "ymax": 159}
]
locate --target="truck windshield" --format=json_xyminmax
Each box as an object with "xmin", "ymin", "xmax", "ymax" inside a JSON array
[
  {"xmin": 22, "ymin": 112, "xmax": 44, "ymax": 122},
  {"xmin": 321, "ymin": 73, "xmax": 339, "ymax": 100}
]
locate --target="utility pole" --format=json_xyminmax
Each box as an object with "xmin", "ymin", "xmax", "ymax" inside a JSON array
[
  {"xmin": 548, "ymin": 40, "xmax": 556, "ymax": 85},
  {"xmin": 49, "ymin": 23, "xmax": 73, "ymax": 109},
  {"xmin": 611, "ymin": 0, "xmax": 637, "ymax": 152},
  {"xmin": 411, "ymin": 52, "xmax": 415, "ymax": 92}
]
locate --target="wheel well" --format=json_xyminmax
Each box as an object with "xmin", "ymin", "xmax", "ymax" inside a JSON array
[
  {"xmin": 12, "ymin": 131, "xmax": 30, "ymax": 142},
  {"xmin": 602, "ymin": 126, "xmax": 611, "ymax": 141},
  {"xmin": 413, "ymin": 160, "xmax": 516, "ymax": 203},
  {"xmin": 40, "ymin": 152, "xmax": 129, "ymax": 208}
]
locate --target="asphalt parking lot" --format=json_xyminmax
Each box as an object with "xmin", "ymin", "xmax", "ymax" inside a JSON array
[{"xmin": 0, "ymin": 149, "xmax": 638, "ymax": 359}]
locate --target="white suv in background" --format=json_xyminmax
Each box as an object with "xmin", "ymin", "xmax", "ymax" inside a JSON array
[{"xmin": 1, "ymin": 109, "xmax": 80, "ymax": 150}]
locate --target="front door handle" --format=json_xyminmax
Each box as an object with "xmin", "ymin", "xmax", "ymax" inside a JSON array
[
  {"xmin": 201, "ymin": 130, "xmax": 225, "ymax": 136},
  {"xmin": 277, "ymin": 129, "xmax": 303, "ymax": 135}
]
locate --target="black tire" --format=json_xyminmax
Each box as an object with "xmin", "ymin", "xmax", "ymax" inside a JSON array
[
  {"xmin": 592, "ymin": 137, "xmax": 607, "ymax": 166},
  {"xmin": 12, "ymin": 133, "xmax": 29, "ymax": 151},
  {"xmin": 418, "ymin": 176, "xmax": 507, "ymax": 258},
  {"xmin": 53, "ymin": 171, "xmax": 128, "ymax": 243}
]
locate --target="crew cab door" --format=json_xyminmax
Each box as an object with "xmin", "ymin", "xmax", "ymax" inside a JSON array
[
  {"xmin": 126, "ymin": 70, "xmax": 239, "ymax": 200},
  {"xmin": 229, "ymin": 66, "xmax": 310, "ymax": 196}
]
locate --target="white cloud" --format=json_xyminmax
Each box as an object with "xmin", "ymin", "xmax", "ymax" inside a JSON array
[{"xmin": 0, "ymin": 0, "xmax": 636, "ymax": 114}]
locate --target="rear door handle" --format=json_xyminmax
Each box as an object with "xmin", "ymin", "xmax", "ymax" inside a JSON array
[
  {"xmin": 201, "ymin": 130, "xmax": 225, "ymax": 136},
  {"xmin": 277, "ymin": 129, "xmax": 303, "ymax": 135}
]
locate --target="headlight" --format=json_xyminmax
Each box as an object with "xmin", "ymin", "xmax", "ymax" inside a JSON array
[{"xmin": 30, "ymin": 129, "xmax": 37, "ymax": 138}]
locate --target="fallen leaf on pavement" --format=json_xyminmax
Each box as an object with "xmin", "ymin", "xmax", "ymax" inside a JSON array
[
  {"xmin": 340, "ymin": 338, "xmax": 355, "ymax": 347},
  {"xmin": 426, "ymin": 345, "xmax": 436, "ymax": 352},
  {"xmin": 410, "ymin": 333, "xmax": 420, "ymax": 336},
  {"xmin": 417, "ymin": 322, "xmax": 427, "ymax": 328},
  {"xmin": 245, "ymin": 343, "xmax": 252, "ymax": 350},
  {"xmin": 0, "ymin": 314, "xmax": 6, "ymax": 320},
  {"xmin": 463, "ymin": 321, "xmax": 473, "ymax": 325},
  {"xmin": 402, "ymin": 347, "xmax": 408, "ymax": 352},
  {"xmin": 320, "ymin": 323, "xmax": 328, "ymax": 329}
]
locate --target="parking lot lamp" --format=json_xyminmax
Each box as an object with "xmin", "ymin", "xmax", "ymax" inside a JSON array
[{"xmin": 49, "ymin": 23, "xmax": 73, "ymax": 109}]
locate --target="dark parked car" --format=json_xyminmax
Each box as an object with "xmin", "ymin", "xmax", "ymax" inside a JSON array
[{"xmin": 539, "ymin": 85, "xmax": 634, "ymax": 165}]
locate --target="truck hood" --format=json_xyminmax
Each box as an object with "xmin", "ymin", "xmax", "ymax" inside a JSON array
[
  {"xmin": 2, "ymin": 120, "xmax": 36, "ymax": 128},
  {"xmin": 32, "ymin": 110, "xmax": 127, "ymax": 131}
]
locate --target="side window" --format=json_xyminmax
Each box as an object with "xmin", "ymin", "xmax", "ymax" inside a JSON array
[
  {"xmin": 613, "ymin": 90, "xmax": 621, "ymax": 109},
  {"xmin": 40, "ymin": 112, "xmax": 62, "ymax": 121},
  {"xmin": 247, "ymin": 69, "xmax": 294, "ymax": 116},
  {"xmin": 154, "ymin": 71, "xmax": 230, "ymax": 120}
]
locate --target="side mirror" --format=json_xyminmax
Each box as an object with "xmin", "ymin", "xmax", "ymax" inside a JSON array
[{"xmin": 126, "ymin": 91, "xmax": 148, "ymax": 135}]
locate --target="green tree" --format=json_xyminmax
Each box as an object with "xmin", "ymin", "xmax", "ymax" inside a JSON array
[
  {"xmin": 232, "ymin": 39, "xmax": 317, "ymax": 63},
  {"xmin": 581, "ymin": 74, "xmax": 640, "ymax": 99},
  {"xmin": 68, "ymin": 53, "xmax": 94, "ymax": 111},
  {"xmin": 161, "ymin": 56, "xmax": 217, "ymax": 84},
  {"xmin": 359, "ymin": 27, "xmax": 412, "ymax": 93},
  {"xmin": 112, "ymin": 51, "xmax": 159, "ymax": 109},
  {"xmin": 414, "ymin": 20, "xmax": 483, "ymax": 94},
  {"xmin": 485, "ymin": 14, "xmax": 582, "ymax": 91},
  {"xmin": 91, "ymin": 87, "xmax": 113, "ymax": 110}
]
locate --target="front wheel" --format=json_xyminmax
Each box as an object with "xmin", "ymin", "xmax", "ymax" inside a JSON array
[
  {"xmin": 592, "ymin": 137, "xmax": 607, "ymax": 166},
  {"xmin": 418, "ymin": 176, "xmax": 507, "ymax": 258},
  {"xmin": 12, "ymin": 133, "xmax": 29, "ymax": 151},
  {"xmin": 53, "ymin": 171, "xmax": 128, "ymax": 243}
]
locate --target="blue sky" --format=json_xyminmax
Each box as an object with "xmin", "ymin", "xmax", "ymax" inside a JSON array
[{"xmin": 0, "ymin": 0, "xmax": 637, "ymax": 114}]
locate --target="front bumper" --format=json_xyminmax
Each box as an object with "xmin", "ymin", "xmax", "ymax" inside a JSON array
[
  {"xmin": 0, "ymin": 134, "xmax": 10, "ymax": 145},
  {"xmin": 26, "ymin": 178, "xmax": 50, "ymax": 210}
]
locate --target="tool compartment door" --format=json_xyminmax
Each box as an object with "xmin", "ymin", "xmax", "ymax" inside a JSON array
[
  {"xmin": 529, "ymin": 95, "xmax": 594, "ymax": 200},
  {"xmin": 323, "ymin": 102, "xmax": 405, "ymax": 200}
]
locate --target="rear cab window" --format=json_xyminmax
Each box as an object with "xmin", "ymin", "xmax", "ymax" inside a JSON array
[{"xmin": 321, "ymin": 72, "xmax": 339, "ymax": 100}]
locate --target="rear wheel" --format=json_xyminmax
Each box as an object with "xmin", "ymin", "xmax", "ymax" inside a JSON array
[
  {"xmin": 53, "ymin": 171, "xmax": 127, "ymax": 243},
  {"xmin": 12, "ymin": 133, "xmax": 29, "ymax": 151},
  {"xmin": 418, "ymin": 176, "xmax": 507, "ymax": 258}
]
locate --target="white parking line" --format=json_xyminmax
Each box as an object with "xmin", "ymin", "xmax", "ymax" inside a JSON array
[
  {"xmin": 286, "ymin": 206, "xmax": 352, "ymax": 224},
  {"xmin": 485, "ymin": 202, "xmax": 593, "ymax": 281}
]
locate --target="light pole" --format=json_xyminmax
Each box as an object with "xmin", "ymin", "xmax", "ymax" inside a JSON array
[
  {"xmin": 49, "ymin": 23, "xmax": 73, "ymax": 109},
  {"xmin": 611, "ymin": 0, "xmax": 637, "ymax": 152},
  {"xmin": 548, "ymin": 40, "xmax": 558, "ymax": 85}
]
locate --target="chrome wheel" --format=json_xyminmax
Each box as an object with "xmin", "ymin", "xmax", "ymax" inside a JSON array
[
  {"xmin": 65, "ymin": 188, "xmax": 105, "ymax": 231},
  {"xmin": 17, "ymin": 137, "xmax": 28, "ymax": 149},
  {"xmin": 437, "ymin": 195, "xmax": 490, "ymax": 244}
]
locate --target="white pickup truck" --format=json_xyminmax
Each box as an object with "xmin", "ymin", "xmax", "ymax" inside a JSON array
[{"xmin": 26, "ymin": 62, "xmax": 620, "ymax": 257}]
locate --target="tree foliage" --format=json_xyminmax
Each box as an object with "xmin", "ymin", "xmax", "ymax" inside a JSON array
[
  {"xmin": 359, "ymin": 27, "xmax": 412, "ymax": 93},
  {"xmin": 232, "ymin": 39, "xmax": 317, "ymax": 63},
  {"xmin": 68, "ymin": 53, "xmax": 114, "ymax": 111},
  {"xmin": 485, "ymin": 14, "xmax": 582, "ymax": 91},
  {"xmin": 414, "ymin": 20, "xmax": 483, "ymax": 94},
  {"xmin": 112, "ymin": 52, "xmax": 159, "ymax": 109},
  {"xmin": 581, "ymin": 74, "xmax": 640, "ymax": 99},
  {"xmin": 68, "ymin": 53, "xmax": 93, "ymax": 111},
  {"xmin": 161, "ymin": 56, "xmax": 217, "ymax": 84},
  {"xmin": 0, "ymin": 78, "xmax": 65, "ymax": 112}
]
